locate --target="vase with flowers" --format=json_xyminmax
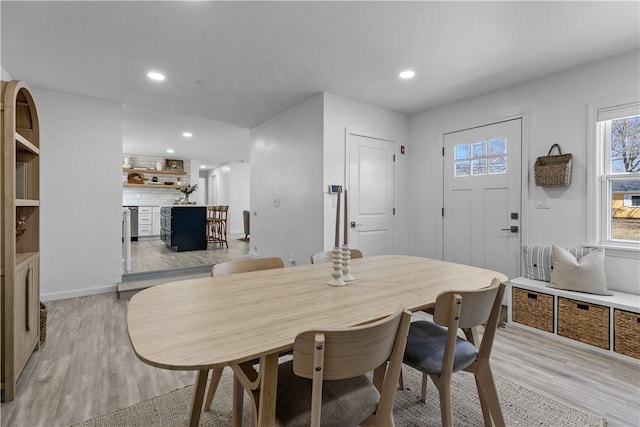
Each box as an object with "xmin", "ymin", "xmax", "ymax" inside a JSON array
[{"xmin": 178, "ymin": 183, "xmax": 198, "ymax": 204}]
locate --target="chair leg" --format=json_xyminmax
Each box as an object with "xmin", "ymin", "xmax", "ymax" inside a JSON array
[
  {"xmin": 474, "ymin": 373, "xmax": 493, "ymax": 427},
  {"xmin": 474, "ymin": 361, "xmax": 505, "ymax": 427},
  {"xmin": 203, "ymin": 367, "xmax": 224, "ymax": 411},
  {"xmin": 398, "ymin": 367, "xmax": 405, "ymax": 390},
  {"xmin": 420, "ymin": 372, "xmax": 429, "ymax": 403},
  {"xmin": 431, "ymin": 375, "xmax": 453, "ymax": 427}
]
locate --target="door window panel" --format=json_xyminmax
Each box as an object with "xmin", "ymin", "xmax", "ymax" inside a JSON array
[
  {"xmin": 455, "ymin": 161, "xmax": 470, "ymax": 177},
  {"xmin": 455, "ymin": 137, "xmax": 507, "ymax": 177},
  {"xmin": 472, "ymin": 159, "xmax": 487, "ymax": 175}
]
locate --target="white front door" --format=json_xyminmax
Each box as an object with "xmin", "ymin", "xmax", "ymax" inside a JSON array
[
  {"xmin": 443, "ymin": 119, "xmax": 522, "ymax": 279},
  {"xmin": 347, "ymin": 132, "xmax": 395, "ymax": 256}
]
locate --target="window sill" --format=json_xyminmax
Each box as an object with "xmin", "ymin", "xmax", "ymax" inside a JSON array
[{"xmin": 585, "ymin": 243, "xmax": 640, "ymax": 259}]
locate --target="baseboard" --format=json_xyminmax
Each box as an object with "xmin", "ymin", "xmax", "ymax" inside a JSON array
[
  {"xmin": 41, "ymin": 284, "xmax": 118, "ymax": 302},
  {"xmin": 121, "ymin": 265, "xmax": 213, "ymax": 282}
]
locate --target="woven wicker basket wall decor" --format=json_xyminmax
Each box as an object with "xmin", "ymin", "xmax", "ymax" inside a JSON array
[{"xmin": 534, "ymin": 143, "xmax": 573, "ymax": 187}]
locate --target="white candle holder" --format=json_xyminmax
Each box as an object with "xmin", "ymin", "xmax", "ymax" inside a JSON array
[
  {"xmin": 327, "ymin": 246, "xmax": 345, "ymax": 286},
  {"xmin": 341, "ymin": 245, "xmax": 354, "ymax": 282}
]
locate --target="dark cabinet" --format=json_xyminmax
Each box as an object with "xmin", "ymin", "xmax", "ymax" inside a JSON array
[{"xmin": 160, "ymin": 206, "xmax": 207, "ymax": 252}]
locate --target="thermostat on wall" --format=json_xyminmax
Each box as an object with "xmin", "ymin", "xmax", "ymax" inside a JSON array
[{"xmin": 328, "ymin": 185, "xmax": 342, "ymax": 194}]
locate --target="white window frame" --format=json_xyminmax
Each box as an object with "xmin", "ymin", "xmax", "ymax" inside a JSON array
[{"xmin": 587, "ymin": 102, "xmax": 640, "ymax": 251}]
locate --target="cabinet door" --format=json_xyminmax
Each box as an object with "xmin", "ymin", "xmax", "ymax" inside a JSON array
[
  {"xmin": 13, "ymin": 256, "xmax": 39, "ymax": 378},
  {"xmin": 152, "ymin": 213, "xmax": 161, "ymax": 235}
]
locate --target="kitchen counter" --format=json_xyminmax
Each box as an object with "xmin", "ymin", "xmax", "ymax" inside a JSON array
[{"xmin": 160, "ymin": 206, "xmax": 207, "ymax": 251}]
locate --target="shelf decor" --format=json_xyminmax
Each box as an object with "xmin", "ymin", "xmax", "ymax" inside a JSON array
[
  {"xmin": 178, "ymin": 183, "xmax": 198, "ymax": 203},
  {"xmin": 165, "ymin": 159, "xmax": 184, "ymax": 171}
]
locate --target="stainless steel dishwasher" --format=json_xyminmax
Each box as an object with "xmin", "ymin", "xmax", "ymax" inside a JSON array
[{"xmin": 124, "ymin": 206, "xmax": 139, "ymax": 241}]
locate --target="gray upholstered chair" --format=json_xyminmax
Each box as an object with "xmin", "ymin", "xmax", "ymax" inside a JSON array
[
  {"xmin": 310, "ymin": 248, "xmax": 363, "ymax": 264},
  {"xmin": 402, "ymin": 278, "xmax": 505, "ymax": 427},
  {"xmin": 274, "ymin": 307, "xmax": 411, "ymax": 427},
  {"xmin": 203, "ymin": 257, "xmax": 285, "ymax": 413}
]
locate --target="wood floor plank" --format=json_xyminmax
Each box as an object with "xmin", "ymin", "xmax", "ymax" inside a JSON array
[{"xmin": 1, "ymin": 292, "xmax": 638, "ymax": 427}]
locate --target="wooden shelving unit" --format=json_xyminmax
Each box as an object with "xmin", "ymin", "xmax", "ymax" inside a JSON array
[
  {"xmin": 123, "ymin": 183, "xmax": 179, "ymax": 189},
  {"xmin": 1, "ymin": 80, "xmax": 41, "ymax": 402},
  {"xmin": 122, "ymin": 168, "xmax": 186, "ymax": 176},
  {"xmin": 123, "ymin": 168, "xmax": 186, "ymax": 189}
]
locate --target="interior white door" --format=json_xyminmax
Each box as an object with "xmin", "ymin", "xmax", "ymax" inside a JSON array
[
  {"xmin": 347, "ymin": 133, "xmax": 395, "ymax": 256},
  {"xmin": 443, "ymin": 119, "xmax": 522, "ymax": 279}
]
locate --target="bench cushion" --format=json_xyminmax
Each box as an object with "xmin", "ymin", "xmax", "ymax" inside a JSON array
[
  {"xmin": 522, "ymin": 245, "xmax": 595, "ymax": 282},
  {"xmin": 549, "ymin": 245, "xmax": 612, "ymax": 295}
]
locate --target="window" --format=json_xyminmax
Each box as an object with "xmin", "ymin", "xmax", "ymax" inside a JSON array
[
  {"xmin": 594, "ymin": 103, "xmax": 640, "ymax": 246},
  {"xmin": 454, "ymin": 138, "xmax": 507, "ymax": 177}
]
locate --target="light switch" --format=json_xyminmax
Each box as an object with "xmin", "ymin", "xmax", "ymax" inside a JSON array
[
  {"xmin": 535, "ymin": 199, "xmax": 550, "ymax": 209},
  {"xmin": 273, "ymin": 198, "xmax": 280, "ymax": 208}
]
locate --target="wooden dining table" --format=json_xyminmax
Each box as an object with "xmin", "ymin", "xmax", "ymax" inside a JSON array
[{"xmin": 127, "ymin": 255, "xmax": 508, "ymax": 427}]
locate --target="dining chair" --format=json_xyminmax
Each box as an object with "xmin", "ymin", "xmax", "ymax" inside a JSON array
[
  {"xmin": 310, "ymin": 248, "xmax": 363, "ymax": 264},
  {"xmin": 203, "ymin": 257, "xmax": 285, "ymax": 413},
  {"xmin": 401, "ymin": 278, "xmax": 505, "ymax": 427},
  {"xmin": 272, "ymin": 307, "xmax": 411, "ymax": 427}
]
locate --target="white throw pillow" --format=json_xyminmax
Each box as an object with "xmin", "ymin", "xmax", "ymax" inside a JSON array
[{"xmin": 549, "ymin": 245, "xmax": 612, "ymax": 295}]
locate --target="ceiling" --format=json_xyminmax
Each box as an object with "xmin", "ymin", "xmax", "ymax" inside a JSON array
[{"xmin": 2, "ymin": 1, "xmax": 639, "ymax": 167}]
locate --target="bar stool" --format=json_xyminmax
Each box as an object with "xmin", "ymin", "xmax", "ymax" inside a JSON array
[
  {"xmin": 211, "ymin": 206, "xmax": 229, "ymax": 248},
  {"xmin": 206, "ymin": 206, "xmax": 217, "ymax": 243}
]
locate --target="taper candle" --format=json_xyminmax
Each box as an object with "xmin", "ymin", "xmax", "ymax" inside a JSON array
[
  {"xmin": 334, "ymin": 189, "xmax": 341, "ymax": 247},
  {"xmin": 343, "ymin": 189, "xmax": 348, "ymax": 245}
]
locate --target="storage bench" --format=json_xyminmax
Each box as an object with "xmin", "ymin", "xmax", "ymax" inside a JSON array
[{"xmin": 508, "ymin": 277, "xmax": 640, "ymax": 361}]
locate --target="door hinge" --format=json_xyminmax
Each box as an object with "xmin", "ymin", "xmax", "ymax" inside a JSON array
[
  {"xmin": 393, "ymin": 154, "xmax": 396, "ymax": 162},
  {"xmin": 442, "ymin": 207, "xmax": 444, "ymax": 217},
  {"xmin": 393, "ymin": 208, "xmax": 396, "ymax": 215},
  {"xmin": 442, "ymin": 147, "xmax": 445, "ymax": 156}
]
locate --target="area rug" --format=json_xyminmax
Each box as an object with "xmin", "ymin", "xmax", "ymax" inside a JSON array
[{"xmin": 74, "ymin": 367, "xmax": 606, "ymax": 427}]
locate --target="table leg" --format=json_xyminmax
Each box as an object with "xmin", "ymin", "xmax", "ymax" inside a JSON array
[
  {"xmin": 231, "ymin": 375, "xmax": 244, "ymax": 427},
  {"xmin": 257, "ymin": 353, "xmax": 279, "ymax": 427},
  {"xmin": 188, "ymin": 369, "xmax": 208, "ymax": 427}
]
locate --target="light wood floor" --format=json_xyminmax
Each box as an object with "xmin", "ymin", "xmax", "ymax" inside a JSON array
[
  {"xmin": 1, "ymin": 293, "xmax": 638, "ymax": 427},
  {"xmin": 128, "ymin": 235, "xmax": 250, "ymax": 273}
]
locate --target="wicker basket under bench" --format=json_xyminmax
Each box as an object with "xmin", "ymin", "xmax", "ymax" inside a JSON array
[{"xmin": 508, "ymin": 277, "xmax": 640, "ymax": 361}]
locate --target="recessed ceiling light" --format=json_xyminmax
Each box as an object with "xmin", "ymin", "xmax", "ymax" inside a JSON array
[
  {"xmin": 182, "ymin": 132, "xmax": 193, "ymax": 138},
  {"xmin": 200, "ymin": 165, "xmax": 206, "ymax": 169},
  {"xmin": 399, "ymin": 70, "xmax": 415, "ymax": 79},
  {"xmin": 147, "ymin": 71, "xmax": 165, "ymax": 81},
  {"xmin": 166, "ymin": 149, "xmax": 175, "ymax": 154}
]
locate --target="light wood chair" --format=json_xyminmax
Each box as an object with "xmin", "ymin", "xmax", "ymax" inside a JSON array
[
  {"xmin": 310, "ymin": 248, "xmax": 363, "ymax": 264},
  {"xmin": 272, "ymin": 307, "xmax": 411, "ymax": 426},
  {"xmin": 203, "ymin": 257, "xmax": 285, "ymax": 414},
  {"xmin": 402, "ymin": 278, "xmax": 506, "ymax": 427}
]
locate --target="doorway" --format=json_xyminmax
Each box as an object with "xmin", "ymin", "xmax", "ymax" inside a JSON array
[
  {"xmin": 346, "ymin": 132, "xmax": 395, "ymax": 256},
  {"xmin": 443, "ymin": 118, "xmax": 522, "ymax": 279}
]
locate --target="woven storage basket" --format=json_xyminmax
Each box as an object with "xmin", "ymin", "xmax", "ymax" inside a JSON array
[
  {"xmin": 39, "ymin": 302, "xmax": 47, "ymax": 346},
  {"xmin": 558, "ymin": 297, "xmax": 609, "ymax": 349},
  {"xmin": 512, "ymin": 287, "xmax": 554, "ymax": 332},
  {"xmin": 534, "ymin": 144, "xmax": 572, "ymax": 187},
  {"xmin": 614, "ymin": 309, "xmax": 640, "ymax": 359}
]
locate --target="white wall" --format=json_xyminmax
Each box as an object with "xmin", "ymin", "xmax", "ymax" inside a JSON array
[
  {"xmin": 322, "ymin": 93, "xmax": 409, "ymax": 254},
  {"xmin": 250, "ymin": 94, "xmax": 324, "ymax": 265},
  {"xmin": 407, "ymin": 49, "xmax": 640, "ymax": 293},
  {"xmin": 228, "ymin": 162, "xmax": 250, "ymax": 234},
  {"xmin": 1, "ymin": 67, "xmax": 12, "ymax": 80},
  {"xmin": 33, "ymin": 89, "xmax": 123, "ymax": 300},
  {"xmin": 208, "ymin": 162, "xmax": 249, "ymax": 234}
]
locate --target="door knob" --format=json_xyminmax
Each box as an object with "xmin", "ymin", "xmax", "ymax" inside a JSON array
[
  {"xmin": 501, "ymin": 226, "xmax": 519, "ymax": 233},
  {"xmin": 350, "ymin": 221, "xmax": 363, "ymax": 228}
]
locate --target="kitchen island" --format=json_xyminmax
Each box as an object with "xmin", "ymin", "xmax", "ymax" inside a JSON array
[{"xmin": 160, "ymin": 205, "xmax": 207, "ymax": 252}]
